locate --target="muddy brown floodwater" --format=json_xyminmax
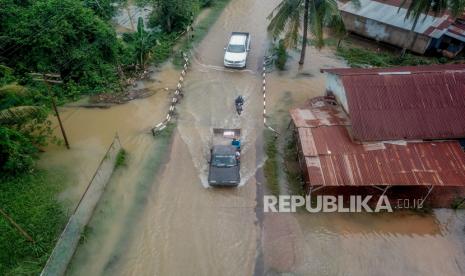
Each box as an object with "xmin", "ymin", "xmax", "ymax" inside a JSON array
[{"xmin": 39, "ymin": 0, "xmax": 465, "ymax": 275}]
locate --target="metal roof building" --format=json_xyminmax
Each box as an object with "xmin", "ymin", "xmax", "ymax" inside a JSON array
[
  {"xmin": 322, "ymin": 64, "xmax": 465, "ymax": 141},
  {"xmin": 339, "ymin": 0, "xmax": 465, "ymax": 55},
  {"xmin": 290, "ymin": 98, "xmax": 465, "ymax": 207}
]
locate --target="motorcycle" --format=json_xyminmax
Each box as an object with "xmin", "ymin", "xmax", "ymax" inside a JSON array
[{"xmin": 235, "ymin": 96, "xmax": 244, "ymax": 115}]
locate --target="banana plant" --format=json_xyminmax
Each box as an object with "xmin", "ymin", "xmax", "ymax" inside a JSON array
[{"xmin": 135, "ymin": 17, "xmax": 152, "ymax": 68}]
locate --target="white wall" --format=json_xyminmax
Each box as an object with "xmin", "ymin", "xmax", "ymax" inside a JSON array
[{"xmin": 326, "ymin": 73, "xmax": 349, "ymax": 114}]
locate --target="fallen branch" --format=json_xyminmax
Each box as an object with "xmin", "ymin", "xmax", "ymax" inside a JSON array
[{"xmin": 0, "ymin": 207, "xmax": 34, "ymax": 242}]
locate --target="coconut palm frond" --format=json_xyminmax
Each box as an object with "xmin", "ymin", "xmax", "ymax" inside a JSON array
[
  {"xmin": 448, "ymin": 0, "xmax": 465, "ymax": 17},
  {"xmin": 310, "ymin": 0, "xmax": 325, "ymax": 49},
  {"xmin": 0, "ymin": 64, "xmax": 13, "ymax": 76},
  {"xmin": 0, "ymin": 83, "xmax": 28, "ymax": 99},
  {"xmin": 283, "ymin": 8, "xmax": 301, "ymax": 48},
  {"xmin": 267, "ymin": 0, "xmax": 303, "ymax": 39},
  {"xmin": 0, "ymin": 106, "xmax": 44, "ymax": 126}
]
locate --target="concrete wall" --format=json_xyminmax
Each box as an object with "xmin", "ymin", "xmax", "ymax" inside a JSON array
[
  {"xmin": 41, "ymin": 136, "xmax": 122, "ymax": 276},
  {"xmin": 325, "ymin": 73, "xmax": 349, "ymax": 114},
  {"xmin": 341, "ymin": 12, "xmax": 433, "ymax": 54}
]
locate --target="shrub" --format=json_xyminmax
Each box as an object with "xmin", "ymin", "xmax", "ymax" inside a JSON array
[{"xmin": 0, "ymin": 127, "xmax": 37, "ymax": 175}]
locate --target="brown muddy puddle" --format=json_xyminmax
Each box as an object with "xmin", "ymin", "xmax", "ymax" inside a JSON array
[
  {"xmin": 35, "ymin": 0, "xmax": 465, "ymax": 275},
  {"xmin": 38, "ymin": 63, "xmax": 180, "ymax": 207}
]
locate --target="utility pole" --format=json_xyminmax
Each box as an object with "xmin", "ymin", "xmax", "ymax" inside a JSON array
[{"xmin": 31, "ymin": 73, "xmax": 70, "ymax": 149}]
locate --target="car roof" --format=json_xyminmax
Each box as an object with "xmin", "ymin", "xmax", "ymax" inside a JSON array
[
  {"xmin": 230, "ymin": 34, "xmax": 247, "ymax": 45},
  {"xmin": 213, "ymin": 145, "xmax": 236, "ymax": 155}
]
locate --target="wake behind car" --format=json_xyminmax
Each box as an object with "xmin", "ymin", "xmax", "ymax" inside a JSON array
[{"xmin": 223, "ymin": 32, "xmax": 251, "ymax": 68}]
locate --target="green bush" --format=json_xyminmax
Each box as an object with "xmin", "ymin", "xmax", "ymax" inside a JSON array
[{"xmin": 0, "ymin": 127, "xmax": 37, "ymax": 175}]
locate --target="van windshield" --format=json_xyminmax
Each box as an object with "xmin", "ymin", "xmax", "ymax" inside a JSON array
[
  {"xmin": 227, "ymin": 44, "xmax": 245, "ymax": 53},
  {"xmin": 212, "ymin": 155, "xmax": 237, "ymax": 167}
]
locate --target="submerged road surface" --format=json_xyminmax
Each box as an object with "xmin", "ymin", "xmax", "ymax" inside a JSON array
[
  {"xmin": 65, "ymin": 0, "xmax": 465, "ymax": 275},
  {"xmin": 112, "ymin": 0, "xmax": 279, "ymax": 274}
]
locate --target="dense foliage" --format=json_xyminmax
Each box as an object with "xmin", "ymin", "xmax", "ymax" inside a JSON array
[
  {"xmin": 146, "ymin": 0, "xmax": 214, "ymax": 32},
  {"xmin": 0, "ymin": 80, "xmax": 51, "ymax": 175},
  {"xmin": 1, "ymin": 0, "xmax": 123, "ymax": 94},
  {"xmin": 0, "ymin": 0, "xmax": 226, "ymax": 274}
]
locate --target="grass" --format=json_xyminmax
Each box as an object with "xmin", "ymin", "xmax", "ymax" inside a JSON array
[
  {"xmin": 336, "ymin": 43, "xmax": 449, "ymax": 68},
  {"xmin": 0, "ymin": 170, "xmax": 67, "ymax": 276},
  {"xmin": 114, "ymin": 148, "xmax": 127, "ymax": 169},
  {"xmin": 284, "ymin": 132, "xmax": 305, "ymax": 196},
  {"xmin": 264, "ymin": 130, "xmax": 280, "ymax": 196},
  {"xmin": 173, "ymin": 0, "xmax": 231, "ymax": 66}
]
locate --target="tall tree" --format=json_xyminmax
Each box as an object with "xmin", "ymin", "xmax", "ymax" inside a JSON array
[
  {"xmin": 267, "ymin": 0, "xmax": 347, "ymax": 65},
  {"xmin": 0, "ymin": 0, "xmax": 122, "ymax": 93},
  {"xmin": 149, "ymin": 0, "xmax": 198, "ymax": 32},
  {"xmin": 400, "ymin": 0, "xmax": 465, "ymax": 56}
]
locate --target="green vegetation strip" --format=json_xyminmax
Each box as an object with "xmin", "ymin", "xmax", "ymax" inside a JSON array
[
  {"xmin": 0, "ymin": 171, "xmax": 67, "ymax": 275},
  {"xmin": 336, "ymin": 43, "xmax": 448, "ymax": 68},
  {"xmin": 264, "ymin": 130, "xmax": 280, "ymax": 196},
  {"xmin": 284, "ymin": 131, "xmax": 305, "ymax": 196}
]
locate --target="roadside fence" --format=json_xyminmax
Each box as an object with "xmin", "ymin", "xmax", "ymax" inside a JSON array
[
  {"xmin": 40, "ymin": 134, "xmax": 122, "ymax": 276},
  {"xmin": 262, "ymin": 56, "xmax": 279, "ymax": 135},
  {"xmin": 151, "ymin": 52, "xmax": 190, "ymax": 135}
]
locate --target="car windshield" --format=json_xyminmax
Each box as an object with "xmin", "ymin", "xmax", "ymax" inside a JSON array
[
  {"xmin": 212, "ymin": 155, "xmax": 237, "ymax": 167},
  {"xmin": 227, "ymin": 44, "xmax": 245, "ymax": 53}
]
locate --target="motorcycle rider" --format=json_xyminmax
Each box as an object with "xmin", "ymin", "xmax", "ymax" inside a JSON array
[{"xmin": 235, "ymin": 95, "xmax": 244, "ymax": 107}]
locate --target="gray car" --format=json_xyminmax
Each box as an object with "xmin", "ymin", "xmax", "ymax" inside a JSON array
[
  {"xmin": 208, "ymin": 128, "xmax": 241, "ymax": 187},
  {"xmin": 208, "ymin": 145, "xmax": 240, "ymax": 186}
]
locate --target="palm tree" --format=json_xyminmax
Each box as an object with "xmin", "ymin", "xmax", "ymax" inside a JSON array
[
  {"xmin": 400, "ymin": 0, "xmax": 465, "ymax": 56},
  {"xmin": 0, "ymin": 84, "xmax": 46, "ymax": 129},
  {"xmin": 267, "ymin": 0, "xmax": 346, "ymax": 65}
]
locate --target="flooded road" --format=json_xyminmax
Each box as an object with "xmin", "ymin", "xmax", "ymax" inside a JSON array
[
  {"xmin": 44, "ymin": 0, "xmax": 465, "ymax": 275},
  {"xmin": 90, "ymin": 0, "xmax": 281, "ymax": 275}
]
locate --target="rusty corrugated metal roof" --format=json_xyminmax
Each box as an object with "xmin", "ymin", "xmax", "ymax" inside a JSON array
[
  {"xmin": 321, "ymin": 64, "xmax": 465, "ymax": 75},
  {"xmin": 292, "ymin": 101, "xmax": 465, "ymax": 187},
  {"xmin": 446, "ymin": 19, "xmax": 465, "ymax": 42},
  {"xmin": 289, "ymin": 103, "xmax": 350, "ymax": 128},
  {"xmin": 322, "ymin": 64, "xmax": 465, "ymax": 141}
]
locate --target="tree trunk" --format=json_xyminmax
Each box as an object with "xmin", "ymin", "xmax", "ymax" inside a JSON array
[
  {"xmin": 299, "ymin": 0, "xmax": 310, "ymax": 65},
  {"xmin": 401, "ymin": 15, "xmax": 420, "ymax": 57}
]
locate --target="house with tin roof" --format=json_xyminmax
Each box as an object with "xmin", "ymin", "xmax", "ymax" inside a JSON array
[
  {"xmin": 340, "ymin": 0, "xmax": 465, "ymax": 56},
  {"xmin": 289, "ymin": 64, "xmax": 465, "ymax": 207},
  {"xmin": 322, "ymin": 64, "xmax": 465, "ymax": 141}
]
